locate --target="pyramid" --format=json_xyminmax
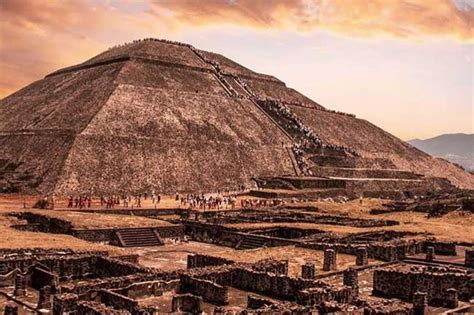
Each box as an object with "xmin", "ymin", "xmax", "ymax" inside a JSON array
[{"xmin": 0, "ymin": 38, "xmax": 472, "ymax": 195}]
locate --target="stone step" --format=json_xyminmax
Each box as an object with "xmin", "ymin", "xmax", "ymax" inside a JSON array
[
  {"xmin": 116, "ymin": 228, "xmax": 164, "ymax": 247},
  {"xmin": 309, "ymin": 166, "xmax": 423, "ymax": 180},
  {"xmin": 237, "ymin": 235, "xmax": 268, "ymax": 250},
  {"xmin": 308, "ymin": 155, "xmax": 397, "ymax": 169},
  {"xmin": 257, "ymin": 176, "xmax": 346, "ymax": 190},
  {"xmin": 249, "ymin": 188, "xmax": 346, "ymax": 199}
]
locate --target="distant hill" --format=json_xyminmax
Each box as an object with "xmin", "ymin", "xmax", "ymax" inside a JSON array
[{"xmin": 409, "ymin": 133, "xmax": 474, "ymax": 171}]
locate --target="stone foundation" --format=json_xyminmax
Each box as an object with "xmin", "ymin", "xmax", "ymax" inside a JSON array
[
  {"xmin": 301, "ymin": 263, "xmax": 315, "ymax": 279},
  {"xmin": 187, "ymin": 254, "xmax": 235, "ymax": 269},
  {"xmin": 179, "ymin": 274, "xmax": 229, "ymax": 305},
  {"xmin": 465, "ymin": 248, "xmax": 474, "ymax": 267},
  {"xmin": 172, "ymin": 293, "xmax": 203, "ymax": 313},
  {"xmin": 373, "ymin": 265, "xmax": 472, "ymax": 306},
  {"xmin": 323, "ymin": 249, "xmax": 336, "ymax": 271}
]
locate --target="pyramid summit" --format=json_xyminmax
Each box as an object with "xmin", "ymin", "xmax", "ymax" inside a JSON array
[{"xmin": 0, "ymin": 38, "xmax": 472, "ymax": 195}]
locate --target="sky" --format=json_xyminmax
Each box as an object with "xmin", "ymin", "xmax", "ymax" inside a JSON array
[{"xmin": 0, "ymin": 0, "xmax": 472, "ymax": 140}]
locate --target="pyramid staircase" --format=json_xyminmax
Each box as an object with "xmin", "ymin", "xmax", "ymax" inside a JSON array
[
  {"xmin": 114, "ymin": 228, "xmax": 164, "ymax": 247},
  {"xmin": 236, "ymin": 234, "xmax": 268, "ymax": 250}
]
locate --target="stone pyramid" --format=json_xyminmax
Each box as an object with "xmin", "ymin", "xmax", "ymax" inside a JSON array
[{"xmin": 0, "ymin": 38, "xmax": 472, "ymax": 195}]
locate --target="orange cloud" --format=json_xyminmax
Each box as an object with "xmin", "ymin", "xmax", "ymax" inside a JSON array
[
  {"xmin": 0, "ymin": 0, "xmax": 472, "ymax": 99},
  {"xmin": 151, "ymin": 0, "xmax": 473, "ymax": 41}
]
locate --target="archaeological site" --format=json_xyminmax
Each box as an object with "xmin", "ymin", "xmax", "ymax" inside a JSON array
[{"xmin": 0, "ymin": 38, "xmax": 472, "ymax": 314}]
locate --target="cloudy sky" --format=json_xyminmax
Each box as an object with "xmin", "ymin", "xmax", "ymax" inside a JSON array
[{"xmin": 0, "ymin": 0, "xmax": 472, "ymax": 140}]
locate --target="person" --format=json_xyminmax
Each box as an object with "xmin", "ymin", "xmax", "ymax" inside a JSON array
[{"xmin": 124, "ymin": 195, "xmax": 129, "ymax": 208}]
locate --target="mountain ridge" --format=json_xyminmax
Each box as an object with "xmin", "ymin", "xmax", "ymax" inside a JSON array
[{"xmin": 408, "ymin": 133, "xmax": 473, "ymax": 171}]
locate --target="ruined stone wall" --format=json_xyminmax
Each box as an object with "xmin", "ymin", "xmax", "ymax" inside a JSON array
[
  {"xmin": 310, "ymin": 167, "xmax": 421, "ymax": 180},
  {"xmin": 373, "ymin": 266, "xmax": 472, "ymax": 306},
  {"xmin": 30, "ymin": 267, "xmax": 58, "ymax": 290},
  {"xmin": 299, "ymin": 238, "xmax": 425, "ymax": 262},
  {"xmin": 251, "ymin": 259, "xmax": 289, "ymax": 275},
  {"xmin": 115, "ymin": 279, "xmax": 179, "ymax": 299},
  {"xmin": 15, "ymin": 212, "xmax": 72, "ymax": 234},
  {"xmin": 297, "ymin": 285, "xmax": 354, "ymax": 306},
  {"xmin": 0, "ymin": 254, "xmax": 155, "ymax": 286},
  {"xmin": 59, "ymin": 273, "xmax": 170, "ymax": 295},
  {"xmin": 424, "ymin": 240, "xmax": 457, "ymax": 256},
  {"xmin": 185, "ymin": 222, "xmax": 297, "ymax": 249},
  {"xmin": 179, "ymin": 274, "xmax": 229, "ymax": 305},
  {"xmin": 187, "ymin": 254, "xmax": 235, "ymax": 269},
  {"xmin": 98, "ymin": 289, "xmax": 139, "ymax": 312},
  {"xmin": 76, "ymin": 301, "xmax": 130, "ymax": 315},
  {"xmin": 228, "ymin": 267, "xmax": 324, "ymax": 300}
]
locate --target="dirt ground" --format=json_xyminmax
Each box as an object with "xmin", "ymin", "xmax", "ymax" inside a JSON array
[
  {"xmin": 0, "ymin": 194, "xmax": 472, "ymax": 255},
  {"xmin": 130, "ymin": 241, "xmax": 380, "ymax": 277},
  {"xmin": 23, "ymin": 209, "xmax": 174, "ymax": 229}
]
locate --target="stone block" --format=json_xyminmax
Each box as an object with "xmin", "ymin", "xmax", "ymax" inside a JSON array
[
  {"xmin": 301, "ymin": 263, "xmax": 315, "ymax": 279},
  {"xmin": 172, "ymin": 293, "xmax": 202, "ymax": 313},
  {"xmin": 323, "ymin": 249, "xmax": 336, "ymax": 271},
  {"xmin": 356, "ymin": 247, "xmax": 368, "ymax": 266}
]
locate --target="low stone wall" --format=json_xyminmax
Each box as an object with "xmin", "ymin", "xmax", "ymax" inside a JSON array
[
  {"xmin": 187, "ymin": 254, "xmax": 235, "ymax": 269},
  {"xmin": 0, "ymin": 254, "xmax": 100, "ymax": 279},
  {"xmin": 424, "ymin": 240, "xmax": 457, "ymax": 256},
  {"xmin": 59, "ymin": 273, "xmax": 172, "ymax": 295},
  {"xmin": 373, "ymin": 266, "xmax": 472, "ymax": 306},
  {"xmin": 362, "ymin": 299, "xmax": 413, "ymax": 315},
  {"xmin": 228, "ymin": 267, "xmax": 323, "ymax": 300},
  {"xmin": 114, "ymin": 279, "xmax": 179, "ymax": 299},
  {"xmin": 0, "ymin": 254, "xmax": 153, "ymax": 283},
  {"xmin": 0, "ymin": 248, "xmax": 108, "ymax": 257},
  {"xmin": 13, "ymin": 212, "xmax": 72, "ymax": 234},
  {"xmin": 172, "ymin": 293, "xmax": 203, "ymax": 313},
  {"xmin": 72, "ymin": 225, "xmax": 185, "ymax": 242},
  {"xmin": 180, "ymin": 274, "xmax": 229, "ymax": 305},
  {"xmin": 94, "ymin": 256, "xmax": 153, "ymax": 278},
  {"xmin": 30, "ymin": 266, "xmax": 58, "ymax": 290},
  {"xmin": 297, "ymin": 285, "xmax": 354, "ymax": 306},
  {"xmin": 76, "ymin": 301, "xmax": 130, "ymax": 314},
  {"xmin": 466, "ymin": 249, "xmax": 474, "ymax": 267},
  {"xmin": 99, "ymin": 289, "xmax": 139, "ymax": 313},
  {"xmin": 185, "ymin": 222, "xmax": 297, "ymax": 249},
  {"xmin": 247, "ymin": 295, "xmax": 279, "ymax": 309},
  {"xmin": 112, "ymin": 254, "xmax": 139, "ymax": 264},
  {"xmin": 310, "ymin": 167, "xmax": 421, "ymax": 180},
  {"xmin": 251, "ymin": 259, "xmax": 288, "ymax": 275},
  {"xmin": 299, "ymin": 238, "xmax": 424, "ymax": 262},
  {"xmin": 53, "ymin": 293, "xmax": 80, "ymax": 314}
]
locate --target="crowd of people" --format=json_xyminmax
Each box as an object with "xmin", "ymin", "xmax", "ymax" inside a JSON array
[
  {"xmin": 66, "ymin": 192, "xmax": 163, "ymax": 209},
  {"xmin": 240, "ymin": 198, "xmax": 285, "ymax": 208},
  {"xmin": 180, "ymin": 194, "xmax": 237, "ymax": 210},
  {"xmin": 292, "ymin": 143, "xmax": 313, "ymax": 176},
  {"xmin": 258, "ymin": 98, "xmax": 359, "ymax": 155},
  {"xmin": 67, "ymin": 195, "xmax": 92, "ymax": 208}
]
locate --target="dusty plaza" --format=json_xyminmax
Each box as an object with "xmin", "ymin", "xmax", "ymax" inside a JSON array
[{"xmin": 0, "ymin": 37, "xmax": 473, "ymax": 314}]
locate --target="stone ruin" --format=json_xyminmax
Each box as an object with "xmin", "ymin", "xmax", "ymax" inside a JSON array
[
  {"xmin": 0, "ymin": 37, "xmax": 473, "ymax": 313},
  {"xmin": 0, "ymin": 227, "xmax": 471, "ymax": 314}
]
